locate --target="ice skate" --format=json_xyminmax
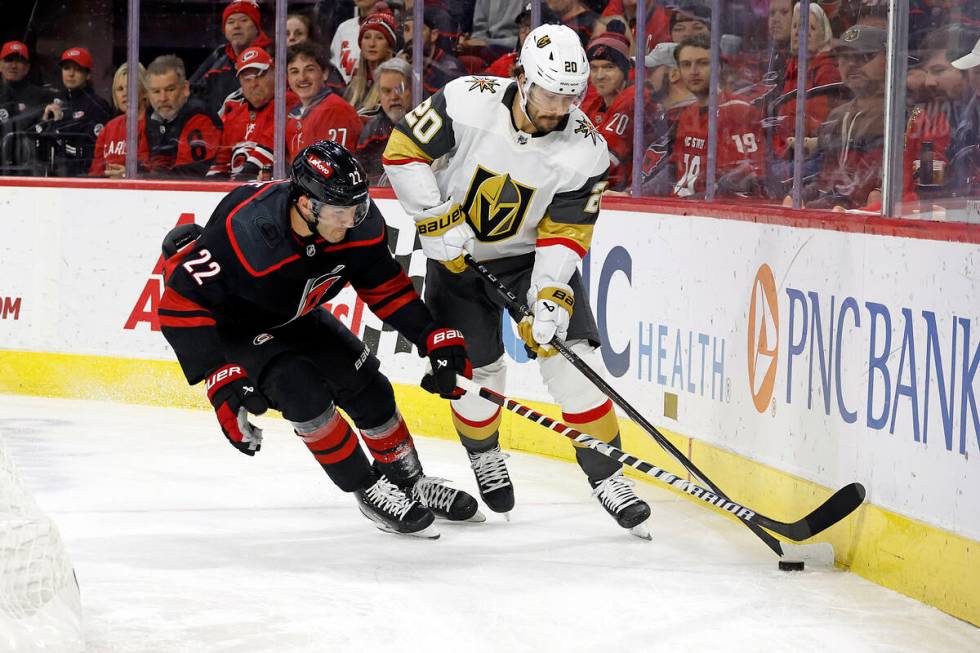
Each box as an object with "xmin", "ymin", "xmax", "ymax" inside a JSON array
[
  {"xmin": 411, "ymin": 476, "xmax": 486, "ymax": 522},
  {"xmin": 466, "ymin": 444, "xmax": 515, "ymax": 515},
  {"xmin": 355, "ymin": 474, "xmax": 439, "ymax": 539},
  {"xmin": 591, "ymin": 470, "xmax": 651, "ymax": 538}
]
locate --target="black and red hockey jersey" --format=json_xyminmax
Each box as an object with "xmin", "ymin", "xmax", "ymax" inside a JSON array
[{"xmin": 159, "ymin": 181, "xmax": 434, "ymax": 385}]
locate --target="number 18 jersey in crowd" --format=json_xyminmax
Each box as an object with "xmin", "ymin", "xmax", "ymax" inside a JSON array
[{"xmin": 382, "ymin": 76, "xmax": 610, "ymax": 264}]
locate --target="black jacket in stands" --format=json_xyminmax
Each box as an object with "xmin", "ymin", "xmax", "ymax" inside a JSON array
[
  {"xmin": 40, "ymin": 83, "xmax": 112, "ymax": 176},
  {"xmin": 159, "ymin": 181, "xmax": 435, "ymax": 385},
  {"xmin": 0, "ymin": 78, "xmax": 56, "ymax": 133},
  {"xmin": 143, "ymin": 97, "xmax": 222, "ymax": 178}
]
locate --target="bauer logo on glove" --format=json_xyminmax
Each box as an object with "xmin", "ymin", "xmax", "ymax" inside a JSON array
[
  {"xmin": 205, "ymin": 364, "xmax": 269, "ymax": 455},
  {"xmin": 414, "ymin": 201, "xmax": 475, "ymax": 274},
  {"xmin": 518, "ymin": 282, "xmax": 575, "ymax": 357}
]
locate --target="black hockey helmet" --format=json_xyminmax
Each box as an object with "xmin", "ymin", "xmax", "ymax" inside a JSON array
[{"xmin": 290, "ymin": 140, "xmax": 370, "ymax": 229}]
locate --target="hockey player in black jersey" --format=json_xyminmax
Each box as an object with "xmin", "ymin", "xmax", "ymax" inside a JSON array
[{"xmin": 158, "ymin": 140, "xmax": 481, "ymax": 538}]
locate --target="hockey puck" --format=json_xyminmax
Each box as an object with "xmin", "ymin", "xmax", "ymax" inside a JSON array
[{"xmin": 778, "ymin": 560, "xmax": 805, "ymax": 572}]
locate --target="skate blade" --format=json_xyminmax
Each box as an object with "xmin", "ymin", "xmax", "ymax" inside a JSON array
[
  {"xmin": 629, "ymin": 523, "xmax": 652, "ymax": 540},
  {"xmin": 434, "ymin": 508, "xmax": 487, "ymax": 523},
  {"xmin": 502, "ymin": 511, "xmax": 511, "ymax": 522},
  {"xmin": 372, "ymin": 521, "xmax": 441, "ymax": 539}
]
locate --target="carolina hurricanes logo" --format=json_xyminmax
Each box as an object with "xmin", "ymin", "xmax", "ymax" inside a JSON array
[
  {"xmin": 67, "ymin": 49, "xmax": 81, "ymax": 56},
  {"xmin": 241, "ymin": 49, "xmax": 259, "ymax": 62},
  {"xmin": 307, "ymin": 155, "xmax": 334, "ymax": 178},
  {"xmin": 747, "ymin": 264, "xmax": 779, "ymax": 413}
]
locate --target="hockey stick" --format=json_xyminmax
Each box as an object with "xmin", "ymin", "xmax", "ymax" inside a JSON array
[
  {"xmin": 458, "ymin": 377, "xmax": 866, "ymax": 542},
  {"xmin": 464, "ymin": 254, "xmax": 783, "ymax": 554}
]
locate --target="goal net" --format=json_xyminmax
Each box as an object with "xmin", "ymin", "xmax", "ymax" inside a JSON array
[{"xmin": 0, "ymin": 430, "xmax": 84, "ymax": 651}]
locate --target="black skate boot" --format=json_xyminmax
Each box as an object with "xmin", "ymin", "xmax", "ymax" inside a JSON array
[
  {"xmin": 410, "ymin": 476, "xmax": 486, "ymax": 522},
  {"xmin": 355, "ymin": 474, "xmax": 439, "ymax": 539},
  {"xmin": 591, "ymin": 470, "xmax": 652, "ymax": 539},
  {"xmin": 466, "ymin": 444, "xmax": 515, "ymax": 515}
]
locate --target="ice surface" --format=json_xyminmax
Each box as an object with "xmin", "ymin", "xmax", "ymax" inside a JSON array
[{"xmin": 0, "ymin": 395, "xmax": 976, "ymax": 652}]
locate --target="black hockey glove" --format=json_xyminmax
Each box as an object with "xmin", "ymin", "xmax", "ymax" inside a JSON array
[
  {"xmin": 205, "ymin": 364, "xmax": 269, "ymax": 456},
  {"xmin": 420, "ymin": 327, "xmax": 472, "ymax": 399}
]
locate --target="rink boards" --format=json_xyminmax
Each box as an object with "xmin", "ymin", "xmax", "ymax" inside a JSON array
[{"xmin": 0, "ymin": 181, "xmax": 977, "ymax": 626}]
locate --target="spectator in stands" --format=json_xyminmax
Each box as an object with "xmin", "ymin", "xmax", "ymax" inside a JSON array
[
  {"xmin": 38, "ymin": 47, "xmax": 112, "ymax": 177},
  {"xmin": 601, "ymin": 0, "xmax": 672, "ymax": 52},
  {"xmin": 765, "ymin": 0, "xmax": 793, "ymax": 89},
  {"xmin": 286, "ymin": 42, "xmax": 363, "ymax": 159},
  {"xmin": 1, "ymin": 42, "xmax": 55, "ymax": 143},
  {"xmin": 356, "ymin": 57, "xmax": 413, "ymax": 185},
  {"xmin": 792, "ymin": 23, "xmax": 888, "ymax": 209},
  {"xmin": 287, "ymin": 12, "xmax": 316, "ymax": 46},
  {"xmin": 331, "ymin": 0, "xmax": 381, "ymax": 84},
  {"xmin": 586, "ymin": 21, "xmax": 659, "ymax": 191},
  {"xmin": 90, "ymin": 62, "xmax": 146, "ymax": 178},
  {"xmin": 645, "ymin": 41, "xmax": 694, "ymax": 113},
  {"xmin": 346, "ymin": 3, "xmax": 398, "ymax": 113},
  {"xmin": 669, "ymin": 1, "xmax": 710, "ymax": 44},
  {"xmin": 484, "ymin": 2, "xmax": 554, "ymax": 78},
  {"xmin": 190, "ymin": 0, "xmax": 272, "ymax": 117},
  {"xmin": 669, "ymin": 34, "xmax": 765, "ymax": 198},
  {"xmin": 903, "ymin": 28, "xmax": 969, "ymax": 198},
  {"xmin": 637, "ymin": 42, "xmax": 694, "ymax": 195},
  {"xmin": 950, "ymin": 35, "xmax": 980, "ymax": 195},
  {"xmin": 143, "ymin": 55, "xmax": 222, "ymax": 179},
  {"xmin": 402, "ymin": 7, "xmax": 466, "ymax": 98},
  {"xmin": 459, "ymin": 0, "xmax": 525, "ymax": 63},
  {"xmin": 209, "ymin": 47, "xmax": 294, "ymax": 181},
  {"xmin": 581, "ymin": 21, "xmax": 632, "ymax": 126},
  {"xmin": 545, "ymin": 0, "xmax": 600, "ymax": 46},
  {"xmin": 777, "ymin": 2, "xmax": 839, "ymax": 158}
]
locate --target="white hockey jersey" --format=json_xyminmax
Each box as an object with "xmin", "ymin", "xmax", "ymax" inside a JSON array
[{"xmin": 382, "ymin": 76, "xmax": 610, "ymax": 265}]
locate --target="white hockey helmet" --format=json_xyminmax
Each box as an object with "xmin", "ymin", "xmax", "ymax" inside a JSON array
[{"xmin": 517, "ymin": 24, "xmax": 589, "ymax": 120}]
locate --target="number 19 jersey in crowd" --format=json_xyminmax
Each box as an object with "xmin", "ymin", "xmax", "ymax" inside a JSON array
[{"xmin": 382, "ymin": 76, "xmax": 610, "ymax": 267}]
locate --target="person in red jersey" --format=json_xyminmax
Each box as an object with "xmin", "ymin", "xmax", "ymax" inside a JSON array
[
  {"xmin": 159, "ymin": 141, "xmax": 481, "ymax": 537},
  {"xmin": 142, "ymin": 55, "xmax": 222, "ymax": 179},
  {"xmin": 208, "ymin": 47, "xmax": 297, "ymax": 181},
  {"xmin": 670, "ymin": 34, "xmax": 765, "ymax": 198},
  {"xmin": 89, "ymin": 62, "xmax": 146, "ymax": 178},
  {"xmin": 285, "ymin": 42, "xmax": 362, "ymax": 160}
]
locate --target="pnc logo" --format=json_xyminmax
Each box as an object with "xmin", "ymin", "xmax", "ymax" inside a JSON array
[
  {"xmin": 747, "ymin": 263, "xmax": 779, "ymax": 413},
  {"xmin": 307, "ymin": 155, "xmax": 333, "ymax": 178}
]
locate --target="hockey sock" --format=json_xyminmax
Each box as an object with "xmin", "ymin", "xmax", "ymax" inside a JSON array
[
  {"xmin": 452, "ymin": 405, "xmax": 502, "ymax": 453},
  {"xmin": 564, "ymin": 400, "xmax": 623, "ymax": 485},
  {"xmin": 294, "ymin": 407, "xmax": 373, "ymax": 492},
  {"xmin": 361, "ymin": 412, "xmax": 422, "ymax": 487}
]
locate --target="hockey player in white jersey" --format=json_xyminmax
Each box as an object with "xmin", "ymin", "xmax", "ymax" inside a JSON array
[{"xmin": 382, "ymin": 24, "xmax": 651, "ymax": 536}]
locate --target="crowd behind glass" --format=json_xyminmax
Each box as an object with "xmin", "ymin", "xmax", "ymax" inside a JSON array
[{"xmin": 1, "ymin": 0, "xmax": 978, "ymax": 221}]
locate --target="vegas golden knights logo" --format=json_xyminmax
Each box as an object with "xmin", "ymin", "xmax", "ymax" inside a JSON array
[{"xmin": 462, "ymin": 166, "xmax": 536, "ymax": 242}]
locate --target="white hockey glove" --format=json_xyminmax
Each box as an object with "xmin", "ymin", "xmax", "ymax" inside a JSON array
[
  {"xmin": 415, "ymin": 200, "xmax": 475, "ymax": 274},
  {"xmin": 517, "ymin": 283, "xmax": 574, "ymax": 358}
]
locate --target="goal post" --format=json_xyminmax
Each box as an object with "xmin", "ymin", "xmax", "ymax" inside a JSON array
[{"xmin": 0, "ymin": 430, "xmax": 84, "ymax": 652}]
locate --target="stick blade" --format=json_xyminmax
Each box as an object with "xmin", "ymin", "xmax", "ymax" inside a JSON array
[{"xmin": 798, "ymin": 482, "xmax": 866, "ymax": 539}]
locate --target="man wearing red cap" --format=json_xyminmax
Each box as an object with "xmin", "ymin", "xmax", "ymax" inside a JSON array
[
  {"xmin": 190, "ymin": 0, "xmax": 273, "ymax": 117},
  {"xmin": 330, "ymin": 0, "xmax": 381, "ymax": 84},
  {"xmin": 209, "ymin": 46, "xmax": 297, "ymax": 181},
  {"xmin": 1, "ymin": 41, "xmax": 57, "ymax": 171},
  {"xmin": 36, "ymin": 47, "xmax": 112, "ymax": 177}
]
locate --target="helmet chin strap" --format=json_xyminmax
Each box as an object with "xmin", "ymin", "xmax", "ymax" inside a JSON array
[{"xmin": 296, "ymin": 197, "xmax": 321, "ymax": 245}]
